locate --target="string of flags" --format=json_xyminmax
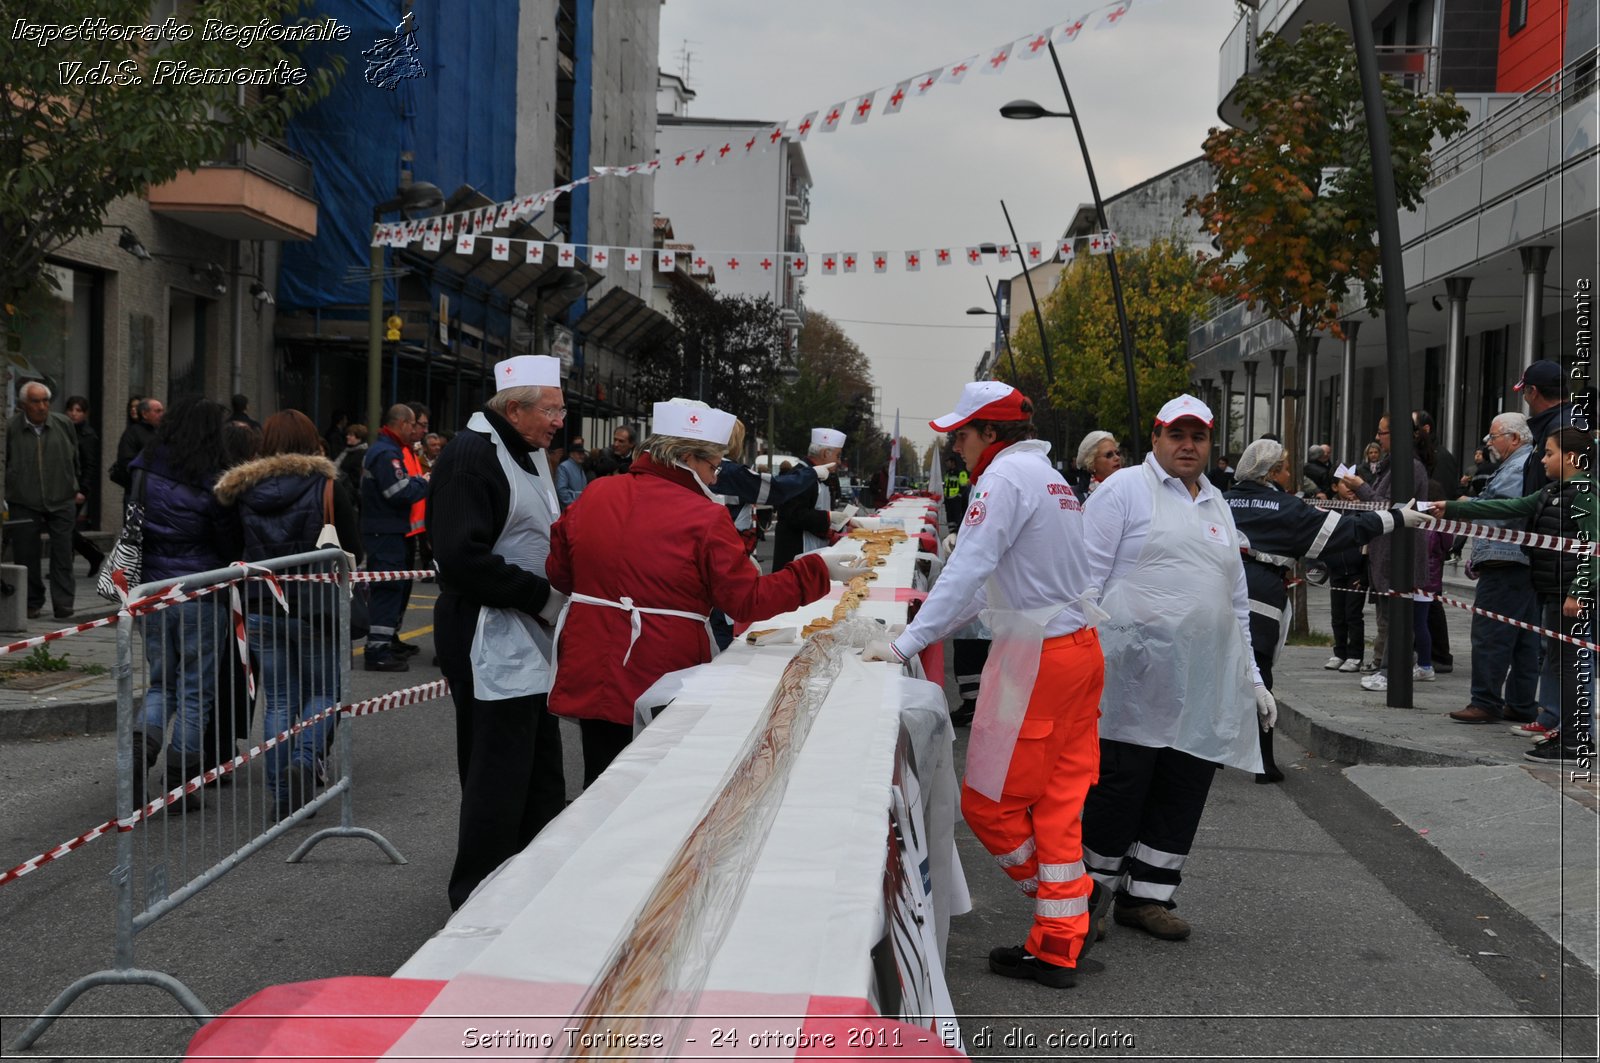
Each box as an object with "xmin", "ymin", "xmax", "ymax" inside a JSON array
[
  {"xmin": 370, "ymin": 0, "xmax": 1139, "ymax": 250},
  {"xmin": 411, "ymin": 231, "xmax": 1122, "ymax": 275}
]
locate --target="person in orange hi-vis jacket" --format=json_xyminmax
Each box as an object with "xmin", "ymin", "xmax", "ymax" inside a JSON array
[{"xmin": 862, "ymin": 380, "xmax": 1110, "ymax": 990}]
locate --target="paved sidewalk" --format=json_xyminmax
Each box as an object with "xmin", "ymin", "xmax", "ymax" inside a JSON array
[{"xmin": 0, "ymin": 567, "xmax": 121, "ymax": 739}]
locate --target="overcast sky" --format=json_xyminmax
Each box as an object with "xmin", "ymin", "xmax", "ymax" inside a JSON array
[{"xmin": 656, "ymin": 0, "xmax": 1239, "ymax": 457}]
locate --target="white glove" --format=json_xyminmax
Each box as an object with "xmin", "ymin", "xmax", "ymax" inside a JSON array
[
  {"xmin": 821, "ymin": 554, "xmax": 859, "ymax": 583},
  {"xmin": 537, "ymin": 587, "xmax": 568, "ymax": 626},
  {"xmin": 942, "ymin": 531, "xmax": 958, "ymax": 553},
  {"xmin": 1254, "ymin": 684, "xmax": 1278, "ymax": 731},
  {"xmin": 1394, "ymin": 501, "xmax": 1429, "ymax": 528},
  {"xmin": 861, "ymin": 638, "xmax": 905, "ymax": 664},
  {"xmin": 812, "ymin": 462, "xmax": 835, "ymax": 478}
]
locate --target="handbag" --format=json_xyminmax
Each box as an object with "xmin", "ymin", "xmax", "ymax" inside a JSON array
[
  {"xmin": 315, "ymin": 479, "xmax": 370, "ymax": 640},
  {"xmin": 95, "ymin": 468, "xmax": 146, "ymax": 603}
]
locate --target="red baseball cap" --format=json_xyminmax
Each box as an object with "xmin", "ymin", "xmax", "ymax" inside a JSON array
[{"xmin": 929, "ymin": 381, "xmax": 1030, "ymax": 432}]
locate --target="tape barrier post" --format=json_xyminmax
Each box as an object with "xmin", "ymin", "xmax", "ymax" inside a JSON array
[{"xmin": 287, "ymin": 550, "xmax": 407, "ymax": 866}]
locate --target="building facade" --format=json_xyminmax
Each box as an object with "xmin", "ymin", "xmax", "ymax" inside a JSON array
[{"xmin": 1193, "ymin": 0, "xmax": 1596, "ymax": 465}]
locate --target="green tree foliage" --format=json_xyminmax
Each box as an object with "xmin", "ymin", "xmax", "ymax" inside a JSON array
[
  {"xmin": 1002, "ymin": 238, "xmax": 1209, "ymax": 445},
  {"xmin": 0, "ymin": 0, "xmax": 342, "ymax": 307},
  {"xmin": 642, "ymin": 287, "xmax": 787, "ymax": 435},
  {"xmin": 1184, "ymin": 23, "xmax": 1468, "ymax": 350},
  {"xmin": 775, "ymin": 310, "xmax": 887, "ymax": 466}
]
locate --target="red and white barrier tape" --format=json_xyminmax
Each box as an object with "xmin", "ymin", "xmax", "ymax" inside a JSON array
[
  {"xmin": 1307, "ymin": 498, "xmax": 1595, "ymax": 557},
  {"xmin": 1308, "ymin": 580, "xmax": 1597, "ymax": 652},
  {"xmin": 0, "ymin": 569, "xmax": 436, "ymax": 659},
  {"xmin": 0, "ymin": 679, "xmax": 450, "ymax": 888}
]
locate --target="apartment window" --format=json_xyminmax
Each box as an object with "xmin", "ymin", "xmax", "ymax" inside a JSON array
[{"xmin": 1508, "ymin": 0, "xmax": 1528, "ymax": 36}]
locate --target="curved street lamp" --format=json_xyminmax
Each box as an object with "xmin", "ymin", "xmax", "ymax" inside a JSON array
[{"xmin": 1001, "ymin": 37, "xmax": 1143, "ymax": 459}]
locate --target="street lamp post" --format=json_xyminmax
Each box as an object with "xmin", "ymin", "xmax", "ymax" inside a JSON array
[
  {"xmin": 368, "ymin": 181, "xmax": 444, "ymax": 434},
  {"xmin": 1001, "ymin": 38, "xmax": 1142, "ymax": 459}
]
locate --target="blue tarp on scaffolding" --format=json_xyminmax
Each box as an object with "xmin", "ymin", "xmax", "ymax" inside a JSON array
[{"xmin": 278, "ymin": 0, "xmax": 520, "ymax": 314}]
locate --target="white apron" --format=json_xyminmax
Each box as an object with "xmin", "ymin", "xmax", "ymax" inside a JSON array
[
  {"xmin": 964, "ymin": 577, "xmax": 1062, "ymax": 801},
  {"xmin": 1096, "ymin": 464, "xmax": 1262, "ymax": 773},
  {"xmin": 463, "ymin": 411, "xmax": 559, "ymax": 701},
  {"xmin": 801, "ymin": 477, "xmax": 833, "ymax": 554}
]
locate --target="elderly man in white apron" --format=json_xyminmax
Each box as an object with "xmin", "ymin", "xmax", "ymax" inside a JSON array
[
  {"xmin": 772, "ymin": 427, "xmax": 848, "ymax": 570},
  {"xmin": 427, "ymin": 354, "xmax": 571, "ymax": 911},
  {"xmin": 1078, "ymin": 395, "xmax": 1277, "ymax": 942}
]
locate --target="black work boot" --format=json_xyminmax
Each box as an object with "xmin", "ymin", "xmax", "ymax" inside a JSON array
[
  {"xmin": 164, "ymin": 758, "xmax": 204, "ymax": 814},
  {"xmin": 988, "ymin": 945, "xmax": 1077, "ymax": 988}
]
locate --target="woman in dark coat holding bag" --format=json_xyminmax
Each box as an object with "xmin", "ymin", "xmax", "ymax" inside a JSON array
[{"xmin": 213, "ymin": 410, "xmax": 360, "ymax": 820}]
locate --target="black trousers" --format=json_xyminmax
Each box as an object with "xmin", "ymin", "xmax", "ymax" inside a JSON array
[
  {"xmin": 1329, "ymin": 574, "xmax": 1367, "ymax": 662},
  {"xmin": 1081, "ymin": 738, "xmax": 1219, "ymax": 909},
  {"xmin": 1427, "ymin": 599, "xmax": 1453, "ymax": 667},
  {"xmin": 436, "ymin": 592, "xmax": 566, "ymax": 911},
  {"xmin": 579, "ymin": 718, "xmax": 635, "ymax": 789},
  {"xmin": 952, "ymin": 637, "xmax": 990, "ymax": 702}
]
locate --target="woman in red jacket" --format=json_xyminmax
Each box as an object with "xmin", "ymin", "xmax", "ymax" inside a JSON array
[{"xmin": 546, "ymin": 399, "xmax": 847, "ymax": 786}]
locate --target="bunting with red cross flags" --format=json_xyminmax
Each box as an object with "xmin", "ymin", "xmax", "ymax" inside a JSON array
[
  {"xmin": 884, "ymin": 79, "xmax": 912, "ymax": 115},
  {"xmin": 590, "ymin": 247, "xmax": 609, "ymax": 268},
  {"xmin": 1018, "ymin": 28, "xmax": 1052, "ymax": 60},
  {"xmin": 944, "ymin": 55, "xmax": 977, "ymax": 83},
  {"xmin": 980, "ymin": 43, "xmax": 1011, "ymax": 75},
  {"xmin": 1099, "ymin": 2, "xmax": 1134, "ymax": 30},
  {"xmin": 904, "ymin": 251, "xmax": 921, "ymax": 272},
  {"xmin": 691, "ymin": 253, "xmax": 712, "ymax": 275},
  {"xmin": 1057, "ymin": 238, "xmax": 1076, "ymax": 263},
  {"xmin": 842, "ymin": 252, "xmax": 858, "ymax": 274},
  {"xmin": 455, "ymin": 233, "xmax": 475, "ymax": 255},
  {"xmin": 656, "ymin": 249, "xmax": 675, "ymax": 272},
  {"xmin": 624, "ymin": 248, "xmax": 642, "ymax": 271},
  {"xmin": 490, "ymin": 238, "xmax": 510, "ymax": 261},
  {"xmin": 555, "ymin": 243, "xmax": 576, "ymax": 266},
  {"xmin": 423, "ymin": 224, "xmax": 441, "ymax": 252},
  {"xmin": 821, "ymin": 254, "xmax": 838, "ymax": 276},
  {"xmin": 757, "ymin": 255, "xmax": 776, "ymax": 273},
  {"xmin": 1025, "ymin": 241, "xmax": 1045, "ymax": 264},
  {"xmin": 789, "ymin": 254, "xmax": 808, "ymax": 276},
  {"xmin": 851, "ymin": 91, "xmax": 876, "ymax": 125},
  {"xmin": 996, "ymin": 244, "xmax": 1013, "ymax": 263},
  {"xmin": 966, "ymin": 246, "xmax": 983, "ymax": 266},
  {"xmin": 526, "ymin": 242, "xmax": 544, "ymax": 264},
  {"xmin": 723, "ymin": 254, "xmax": 741, "ymax": 272},
  {"xmin": 873, "ymin": 252, "xmax": 889, "ymax": 274},
  {"xmin": 364, "ymin": 3, "xmax": 1148, "ymax": 253}
]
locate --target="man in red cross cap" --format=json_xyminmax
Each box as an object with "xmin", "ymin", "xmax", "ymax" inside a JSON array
[
  {"xmin": 863, "ymin": 380, "xmax": 1108, "ymax": 989},
  {"xmin": 1076, "ymin": 393, "xmax": 1275, "ymax": 945}
]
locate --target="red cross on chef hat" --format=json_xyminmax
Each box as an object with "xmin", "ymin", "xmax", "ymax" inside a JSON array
[
  {"xmin": 653, "ymin": 398, "xmax": 736, "ymax": 445},
  {"xmin": 491, "ymin": 355, "xmax": 561, "ymax": 392},
  {"xmin": 811, "ymin": 427, "xmax": 847, "ymax": 449}
]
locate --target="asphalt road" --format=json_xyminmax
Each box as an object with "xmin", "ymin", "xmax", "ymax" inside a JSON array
[{"xmin": 3, "ymin": 589, "xmax": 1595, "ymax": 1061}]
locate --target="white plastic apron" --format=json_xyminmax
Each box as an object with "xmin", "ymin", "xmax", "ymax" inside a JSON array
[
  {"xmin": 464, "ymin": 411, "xmax": 559, "ymax": 701},
  {"xmin": 802, "ymin": 478, "xmax": 833, "ymax": 554},
  {"xmin": 1096, "ymin": 464, "xmax": 1262, "ymax": 773},
  {"xmin": 964, "ymin": 579, "xmax": 1064, "ymax": 802}
]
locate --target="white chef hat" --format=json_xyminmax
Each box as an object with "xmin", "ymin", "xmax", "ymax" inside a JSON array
[
  {"xmin": 811, "ymin": 427, "xmax": 847, "ymax": 449},
  {"xmin": 653, "ymin": 398, "xmax": 736, "ymax": 445},
  {"xmin": 492, "ymin": 355, "xmax": 561, "ymax": 392}
]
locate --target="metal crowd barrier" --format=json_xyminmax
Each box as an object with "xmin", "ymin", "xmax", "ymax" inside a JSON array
[{"xmin": 10, "ymin": 548, "xmax": 405, "ymax": 1052}]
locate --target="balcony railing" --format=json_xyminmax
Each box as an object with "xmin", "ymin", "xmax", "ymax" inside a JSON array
[
  {"xmin": 1427, "ymin": 47, "xmax": 1599, "ymax": 187},
  {"xmin": 202, "ymin": 137, "xmax": 315, "ymax": 198}
]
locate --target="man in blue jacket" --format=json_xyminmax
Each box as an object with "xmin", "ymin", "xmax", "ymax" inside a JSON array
[{"xmin": 362, "ymin": 403, "xmax": 429, "ymax": 670}]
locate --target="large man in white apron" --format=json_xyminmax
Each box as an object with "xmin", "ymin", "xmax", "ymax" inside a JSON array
[
  {"xmin": 427, "ymin": 355, "xmax": 571, "ymax": 911},
  {"xmin": 863, "ymin": 382, "xmax": 1106, "ymax": 990},
  {"xmin": 772, "ymin": 427, "xmax": 847, "ymax": 570},
  {"xmin": 1079, "ymin": 395, "xmax": 1277, "ymax": 943}
]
